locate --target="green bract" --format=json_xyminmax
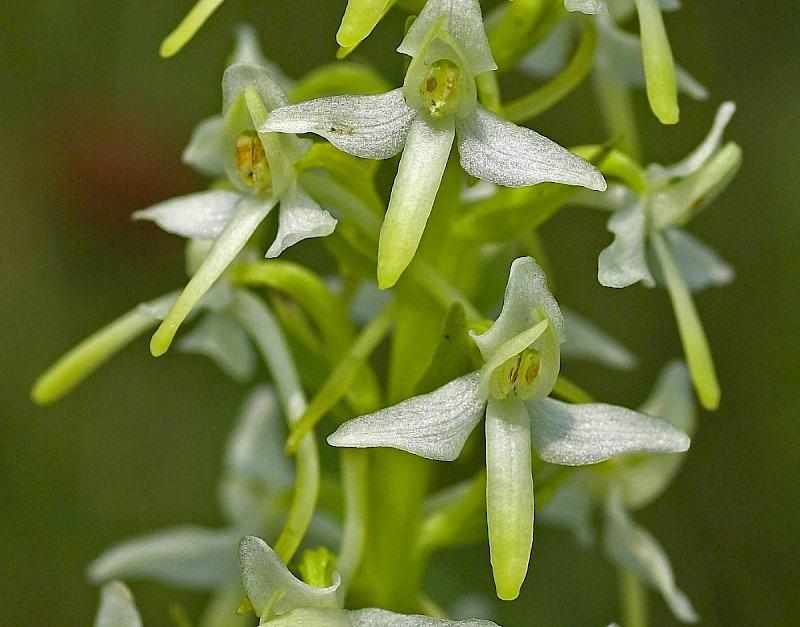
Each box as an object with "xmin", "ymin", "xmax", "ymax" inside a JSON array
[
  {"xmin": 596, "ymin": 101, "xmax": 741, "ymax": 409},
  {"xmin": 262, "ymin": 0, "xmax": 605, "ymax": 288},
  {"xmin": 328, "ymin": 257, "xmax": 690, "ymax": 600}
]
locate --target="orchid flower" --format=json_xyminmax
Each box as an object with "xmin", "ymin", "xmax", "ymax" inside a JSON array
[
  {"xmin": 238, "ymin": 535, "xmax": 499, "ymax": 626},
  {"xmin": 327, "ymin": 257, "xmax": 690, "ymax": 600},
  {"xmin": 596, "ymin": 101, "xmax": 742, "ymax": 410},
  {"xmin": 262, "ymin": 0, "xmax": 606, "ymax": 289},
  {"xmin": 541, "ymin": 361, "xmax": 699, "ymax": 622},
  {"xmin": 136, "ymin": 60, "xmax": 336, "ymax": 357}
]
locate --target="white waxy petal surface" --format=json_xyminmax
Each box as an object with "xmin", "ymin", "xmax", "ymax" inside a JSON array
[
  {"xmin": 598, "ymin": 202, "xmax": 655, "ymax": 288},
  {"xmin": 565, "ymin": 0, "xmax": 608, "ymax": 14},
  {"xmin": 266, "ymin": 185, "xmax": 337, "ymax": 258},
  {"xmin": 262, "ymin": 89, "xmax": 416, "ymax": 160},
  {"xmin": 661, "ymin": 101, "xmax": 736, "ymax": 178},
  {"xmin": 663, "ymin": 228, "xmax": 734, "ymax": 291},
  {"xmin": 327, "ymin": 372, "xmax": 485, "ymax": 462},
  {"xmin": 133, "ymin": 190, "xmax": 240, "ymax": 240},
  {"xmin": 238, "ymin": 536, "xmax": 340, "ymax": 617},
  {"xmin": 349, "ymin": 608, "xmax": 500, "ymax": 626},
  {"xmin": 456, "ymin": 105, "xmax": 607, "ymax": 191},
  {"xmin": 182, "ymin": 114, "xmax": 225, "ymax": 177},
  {"xmin": 94, "ymin": 582, "xmax": 143, "ymax": 627},
  {"xmin": 528, "ymin": 397, "xmax": 690, "ymax": 466}
]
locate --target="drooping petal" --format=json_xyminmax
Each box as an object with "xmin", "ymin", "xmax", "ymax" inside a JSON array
[
  {"xmin": 485, "ymin": 398, "xmax": 534, "ymax": 601},
  {"xmin": 182, "ymin": 114, "xmax": 225, "ymax": 177},
  {"xmin": 635, "ymin": 0, "xmax": 679, "ymax": 124},
  {"xmin": 472, "ymin": 256, "xmax": 566, "ymax": 361},
  {"xmin": 456, "ymin": 105, "xmax": 607, "ymax": 191},
  {"xmin": 349, "ymin": 607, "xmax": 500, "ymax": 626},
  {"xmin": 603, "ymin": 493, "xmax": 699, "ymax": 623},
  {"xmin": 88, "ymin": 526, "xmax": 243, "ymax": 590},
  {"xmin": 397, "ymin": 0, "xmax": 497, "ymax": 76},
  {"xmin": 560, "ymin": 309, "xmax": 637, "ymax": 370},
  {"xmin": 598, "ymin": 202, "xmax": 656, "ymax": 288},
  {"xmin": 327, "ymin": 372, "xmax": 486, "ymax": 462},
  {"xmin": 133, "ymin": 190, "xmax": 241, "ymax": 240},
  {"xmin": 238, "ymin": 536, "xmax": 340, "ymax": 618},
  {"xmin": 93, "ymin": 581, "xmax": 143, "ymax": 627},
  {"xmin": 528, "ymin": 397, "xmax": 690, "ymax": 466},
  {"xmin": 159, "ymin": 0, "xmax": 226, "ymax": 58},
  {"xmin": 177, "ymin": 312, "xmax": 257, "ymax": 382},
  {"xmin": 378, "ymin": 115, "xmax": 456, "ymax": 288},
  {"xmin": 261, "ymin": 89, "xmax": 416, "ymax": 160},
  {"xmin": 150, "ymin": 195, "xmax": 277, "ymax": 356},
  {"xmin": 661, "ymin": 228, "xmax": 734, "ymax": 291},
  {"xmin": 266, "ymin": 185, "xmax": 337, "ymax": 258}
]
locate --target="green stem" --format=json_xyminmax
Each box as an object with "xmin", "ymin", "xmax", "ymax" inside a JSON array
[
  {"xmin": 618, "ymin": 564, "xmax": 649, "ymax": 627},
  {"xmin": 651, "ymin": 232, "xmax": 720, "ymax": 410},
  {"xmin": 232, "ymin": 289, "xmax": 319, "ymax": 563}
]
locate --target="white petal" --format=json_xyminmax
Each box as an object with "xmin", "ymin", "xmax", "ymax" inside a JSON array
[
  {"xmin": 598, "ymin": 202, "xmax": 655, "ymax": 288},
  {"xmin": 223, "ymin": 62, "xmax": 288, "ymax": 115},
  {"xmin": 327, "ymin": 372, "xmax": 485, "ymax": 462},
  {"xmin": 528, "ymin": 397, "xmax": 690, "ymax": 466},
  {"xmin": 264, "ymin": 607, "xmax": 352, "ymax": 627},
  {"xmin": 603, "ymin": 494, "xmax": 699, "ymax": 623},
  {"xmin": 662, "ymin": 228, "xmax": 734, "ymax": 291},
  {"xmin": 485, "ymin": 398, "xmax": 534, "ymax": 600},
  {"xmin": 182, "ymin": 114, "xmax": 225, "ymax": 177},
  {"xmin": 94, "ymin": 582, "xmax": 142, "ymax": 627},
  {"xmin": 456, "ymin": 105, "xmax": 607, "ymax": 191},
  {"xmin": 638, "ymin": 360, "xmax": 695, "ymax": 434},
  {"xmin": 266, "ymin": 185, "xmax": 337, "ymax": 257},
  {"xmin": 561, "ymin": 308, "xmax": 637, "ymax": 370},
  {"xmin": 472, "ymin": 257, "xmax": 565, "ymax": 361},
  {"xmin": 261, "ymin": 89, "xmax": 416, "ymax": 160},
  {"xmin": 660, "ymin": 101, "xmax": 736, "ymax": 178},
  {"xmin": 565, "ymin": 0, "xmax": 608, "ymax": 14},
  {"xmin": 397, "ymin": 0, "xmax": 497, "ymax": 76},
  {"xmin": 133, "ymin": 190, "xmax": 241, "ymax": 240},
  {"xmin": 539, "ymin": 477, "xmax": 596, "ymax": 546},
  {"xmin": 238, "ymin": 536, "xmax": 340, "ymax": 617},
  {"xmin": 350, "ymin": 607, "xmax": 500, "ymax": 626},
  {"xmin": 177, "ymin": 312, "xmax": 257, "ymax": 382},
  {"xmin": 88, "ymin": 526, "xmax": 242, "ymax": 590}
]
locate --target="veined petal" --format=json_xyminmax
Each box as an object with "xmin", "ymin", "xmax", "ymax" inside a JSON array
[
  {"xmin": 266, "ymin": 185, "xmax": 337, "ymax": 258},
  {"xmin": 327, "ymin": 372, "xmax": 485, "ymax": 462},
  {"xmin": 262, "ymin": 89, "xmax": 416, "ymax": 160},
  {"xmin": 182, "ymin": 114, "xmax": 225, "ymax": 177},
  {"xmin": 603, "ymin": 494, "xmax": 699, "ymax": 623},
  {"xmin": 88, "ymin": 526, "xmax": 242, "ymax": 590},
  {"xmin": 398, "ymin": 0, "xmax": 497, "ymax": 76},
  {"xmin": 473, "ymin": 257, "xmax": 566, "ymax": 361},
  {"xmin": 598, "ymin": 202, "xmax": 655, "ymax": 288},
  {"xmin": 485, "ymin": 398, "xmax": 534, "ymax": 600},
  {"xmin": 265, "ymin": 607, "xmax": 352, "ymax": 627},
  {"xmin": 133, "ymin": 190, "xmax": 240, "ymax": 240},
  {"xmin": 528, "ymin": 397, "xmax": 690, "ymax": 466},
  {"xmin": 456, "ymin": 105, "xmax": 607, "ymax": 191},
  {"xmin": 565, "ymin": 0, "xmax": 608, "ymax": 14},
  {"xmin": 94, "ymin": 581, "xmax": 142, "ymax": 627},
  {"xmin": 662, "ymin": 228, "xmax": 734, "ymax": 291},
  {"xmin": 377, "ymin": 115, "xmax": 455, "ymax": 289},
  {"xmin": 349, "ymin": 607, "xmax": 500, "ymax": 626},
  {"xmin": 238, "ymin": 536, "xmax": 340, "ymax": 617},
  {"xmin": 150, "ymin": 196, "xmax": 277, "ymax": 356}
]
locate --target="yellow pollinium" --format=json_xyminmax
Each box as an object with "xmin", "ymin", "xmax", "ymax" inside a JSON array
[
  {"xmin": 235, "ymin": 130, "xmax": 271, "ymax": 192},
  {"xmin": 418, "ymin": 58, "xmax": 462, "ymax": 119},
  {"xmin": 489, "ymin": 347, "xmax": 541, "ymax": 401}
]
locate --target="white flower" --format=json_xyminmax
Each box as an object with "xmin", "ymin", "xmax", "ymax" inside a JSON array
[
  {"xmin": 262, "ymin": 0, "xmax": 605, "ymax": 288},
  {"xmin": 327, "ymin": 257, "xmax": 689, "ymax": 600}
]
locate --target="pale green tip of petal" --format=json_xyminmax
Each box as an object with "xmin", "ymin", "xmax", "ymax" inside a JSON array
[
  {"xmin": 159, "ymin": 0, "xmax": 226, "ymax": 58},
  {"xmin": 636, "ymin": 0, "xmax": 679, "ymax": 124},
  {"xmin": 336, "ymin": 0, "xmax": 391, "ymax": 49},
  {"xmin": 150, "ymin": 320, "xmax": 179, "ymax": 357},
  {"xmin": 376, "ymin": 249, "xmax": 410, "ymax": 290}
]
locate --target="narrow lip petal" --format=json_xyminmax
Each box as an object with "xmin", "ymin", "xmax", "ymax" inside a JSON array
[
  {"xmin": 238, "ymin": 536, "xmax": 340, "ymax": 617},
  {"xmin": 456, "ymin": 105, "xmax": 607, "ymax": 191},
  {"xmin": 133, "ymin": 190, "xmax": 241, "ymax": 240},
  {"xmin": 261, "ymin": 89, "xmax": 416, "ymax": 160},
  {"xmin": 528, "ymin": 397, "xmax": 690, "ymax": 466},
  {"xmin": 327, "ymin": 372, "xmax": 486, "ymax": 462}
]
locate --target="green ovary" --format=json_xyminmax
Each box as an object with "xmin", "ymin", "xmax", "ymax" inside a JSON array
[
  {"xmin": 490, "ymin": 347, "xmax": 541, "ymax": 400},
  {"xmin": 418, "ymin": 59, "xmax": 463, "ymax": 119},
  {"xmin": 236, "ymin": 130, "xmax": 272, "ymax": 192}
]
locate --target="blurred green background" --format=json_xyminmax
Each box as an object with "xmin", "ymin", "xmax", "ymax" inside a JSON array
[{"xmin": 1, "ymin": 1, "xmax": 797, "ymax": 624}]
